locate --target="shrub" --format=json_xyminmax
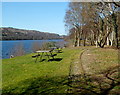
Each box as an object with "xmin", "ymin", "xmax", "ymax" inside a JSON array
[
  {"xmin": 32, "ymin": 41, "xmax": 41, "ymax": 52},
  {"xmin": 40, "ymin": 42, "xmax": 56, "ymax": 50}
]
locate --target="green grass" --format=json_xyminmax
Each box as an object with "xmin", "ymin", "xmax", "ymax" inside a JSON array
[
  {"xmin": 2, "ymin": 48, "xmax": 82, "ymax": 94},
  {"xmin": 2, "ymin": 47, "xmax": 120, "ymax": 94},
  {"xmin": 91, "ymin": 48, "xmax": 118, "ymax": 73}
]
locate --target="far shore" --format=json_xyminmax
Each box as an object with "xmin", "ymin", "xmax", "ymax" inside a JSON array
[{"xmin": 0, "ymin": 38, "xmax": 64, "ymax": 41}]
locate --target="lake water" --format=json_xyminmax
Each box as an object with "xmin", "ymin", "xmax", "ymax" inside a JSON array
[{"xmin": 1, "ymin": 39, "xmax": 65, "ymax": 59}]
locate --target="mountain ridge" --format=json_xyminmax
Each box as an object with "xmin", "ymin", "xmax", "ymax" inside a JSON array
[{"xmin": 1, "ymin": 27, "xmax": 64, "ymax": 40}]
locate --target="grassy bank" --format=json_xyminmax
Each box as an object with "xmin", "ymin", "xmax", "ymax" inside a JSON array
[
  {"xmin": 2, "ymin": 48, "xmax": 82, "ymax": 94},
  {"xmin": 2, "ymin": 47, "xmax": 120, "ymax": 94}
]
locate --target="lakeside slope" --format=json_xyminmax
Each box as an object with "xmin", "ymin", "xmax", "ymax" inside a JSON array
[
  {"xmin": 1, "ymin": 27, "xmax": 65, "ymax": 40},
  {"xmin": 2, "ymin": 47, "xmax": 120, "ymax": 94}
]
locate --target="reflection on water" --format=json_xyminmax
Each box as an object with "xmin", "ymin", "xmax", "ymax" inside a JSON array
[{"xmin": 2, "ymin": 39, "xmax": 65, "ymax": 59}]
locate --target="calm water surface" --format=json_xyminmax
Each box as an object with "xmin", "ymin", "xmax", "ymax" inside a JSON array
[{"xmin": 2, "ymin": 39, "xmax": 65, "ymax": 59}]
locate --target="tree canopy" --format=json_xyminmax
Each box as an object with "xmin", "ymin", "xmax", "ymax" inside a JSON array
[{"xmin": 64, "ymin": 2, "xmax": 120, "ymax": 48}]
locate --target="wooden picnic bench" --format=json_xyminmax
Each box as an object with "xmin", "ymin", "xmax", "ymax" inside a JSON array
[
  {"xmin": 49, "ymin": 47, "xmax": 62, "ymax": 53},
  {"xmin": 32, "ymin": 49, "xmax": 57, "ymax": 63}
]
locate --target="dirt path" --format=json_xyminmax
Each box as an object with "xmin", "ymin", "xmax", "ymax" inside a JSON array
[
  {"xmin": 81, "ymin": 49, "xmax": 98, "ymax": 75},
  {"xmin": 69, "ymin": 48, "xmax": 96, "ymax": 76},
  {"xmin": 70, "ymin": 48, "xmax": 99, "ymax": 75},
  {"xmin": 69, "ymin": 49, "xmax": 85, "ymax": 76},
  {"xmin": 68, "ymin": 47, "xmax": 120, "ymax": 94}
]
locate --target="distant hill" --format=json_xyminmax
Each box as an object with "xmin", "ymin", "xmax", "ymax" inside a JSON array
[{"xmin": 1, "ymin": 27, "xmax": 64, "ymax": 40}]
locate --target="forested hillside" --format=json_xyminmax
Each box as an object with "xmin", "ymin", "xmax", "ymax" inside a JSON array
[{"xmin": 1, "ymin": 27, "xmax": 63, "ymax": 40}]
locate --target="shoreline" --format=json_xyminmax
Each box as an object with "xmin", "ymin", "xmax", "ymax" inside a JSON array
[{"xmin": 0, "ymin": 38, "xmax": 64, "ymax": 41}]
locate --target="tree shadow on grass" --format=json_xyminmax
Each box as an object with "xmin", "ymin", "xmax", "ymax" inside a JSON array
[
  {"xmin": 2, "ymin": 66, "xmax": 120, "ymax": 95},
  {"xmin": 2, "ymin": 76, "xmax": 69, "ymax": 95},
  {"xmin": 67, "ymin": 65, "xmax": 120, "ymax": 95},
  {"xmin": 20, "ymin": 76, "xmax": 68, "ymax": 95}
]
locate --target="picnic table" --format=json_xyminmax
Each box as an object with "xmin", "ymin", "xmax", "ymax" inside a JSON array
[
  {"xmin": 49, "ymin": 47, "xmax": 62, "ymax": 53},
  {"xmin": 32, "ymin": 50, "xmax": 57, "ymax": 63}
]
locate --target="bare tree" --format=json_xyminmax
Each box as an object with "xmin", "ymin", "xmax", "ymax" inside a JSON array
[
  {"xmin": 65, "ymin": 2, "xmax": 84, "ymax": 47},
  {"xmin": 12, "ymin": 43, "xmax": 25, "ymax": 57},
  {"xmin": 65, "ymin": 2, "xmax": 120, "ymax": 48}
]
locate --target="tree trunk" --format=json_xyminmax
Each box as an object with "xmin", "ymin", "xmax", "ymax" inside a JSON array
[
  {"xmin": 77, "ymin": 31, "xmax": 80, "ymax": 47},
  {"xmin": 90, "ymin": 30, "xmax": 95, "ymax": 46},
  {"xmin": 112, "ymin": 13, "xmax": 119, "ymax": 48},
  {"xmin": 96, "ymin": 40, "xmax": 98, "ymax": 48},
  {"xmin": 83, "ymin": 39, "xmax": 86, "ymax": 46},
  {"xmin": 98, "ymin": 31, "xmax": 111, "ymax": 48},
  {"xmin": 74, "ymin": 30, "xmax": 78, "ymax": 47},
  {"xmin": 106, "ymin": 18, "xmax": 110, "ymax": 46},
  {"xmin": 109, "ymin": 30, "xmax": 114, "ymax": 46}
]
